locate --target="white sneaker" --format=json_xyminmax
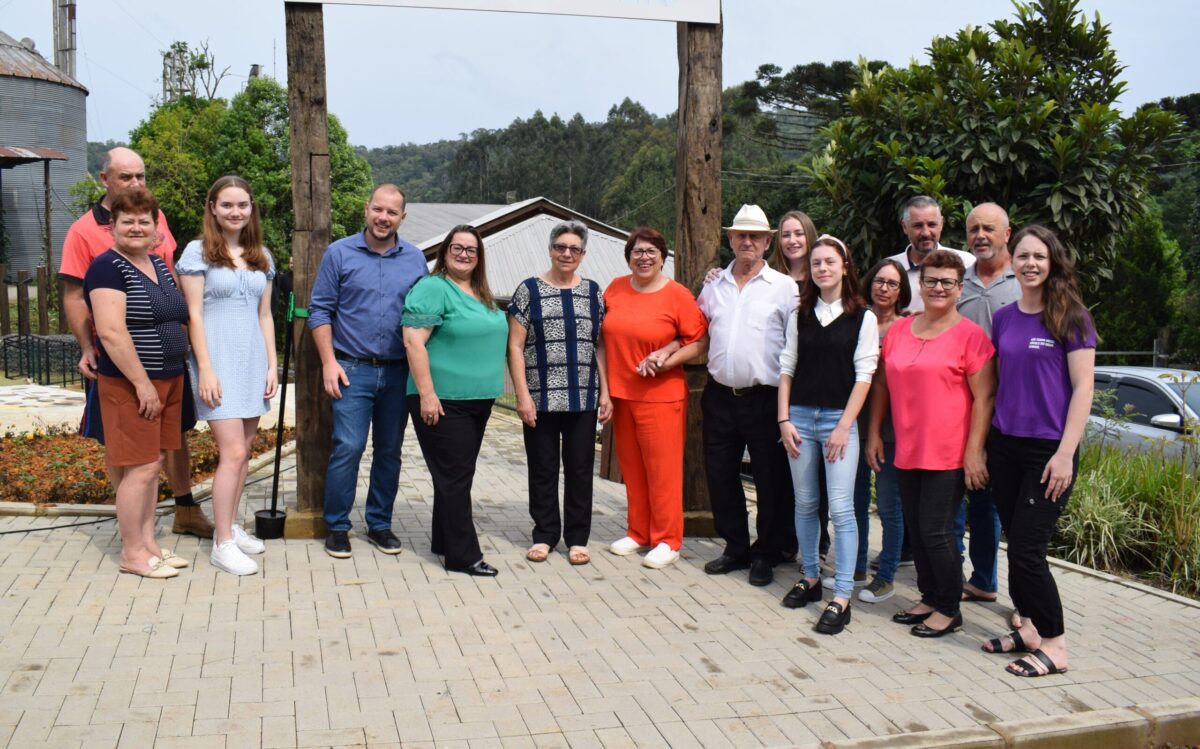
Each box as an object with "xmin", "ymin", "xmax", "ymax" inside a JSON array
[
  {"xmin": 211, "ymin": 540, "xmax": 258, "ymax": 576},
  {"xmin": 641, "ymin": 543, "xmax": 679, "ymax": 569},
  {"xmin": 231, "ymin": 524, "xmax": 266, "ymax": 555},
  {"xmin": 608, "ymin": 537, "xmax": 648, "ymax": 556}
]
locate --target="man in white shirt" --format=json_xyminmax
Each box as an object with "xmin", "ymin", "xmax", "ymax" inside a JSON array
[
  {"xmin": 887, "ymin": 195, "xmax": 976, "ymax": 313},
  {"xmin": 697, "ymin": 205, "xmax": 799, "ymax": 587}
]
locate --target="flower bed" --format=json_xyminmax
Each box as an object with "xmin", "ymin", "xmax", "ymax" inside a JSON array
[{"xmin": 0, "ymin": 424, "xmax": 295, "ymax": 504}]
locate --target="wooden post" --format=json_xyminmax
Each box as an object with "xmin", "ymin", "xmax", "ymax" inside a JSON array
[
  {"xmin": 675, "ymin": 18, "xmax": 722, "ymax": 537},
  {"xmin": 36, "ymin": 266, "xmax": 49, "ymax": 336},
  {"xmin": 0, "ymin": 263, "xmax": 9, "ymax": 336},
  {"xmin": 16, "ymin": 270, "xmax": 30, "ymax": 336},
  {"xmin": 43, "ymin": 161, "xmax": 52, "ymax": 275},
  {"xmin": 284, "ymin": 1, "xmax": 333, "ymax": 539}
]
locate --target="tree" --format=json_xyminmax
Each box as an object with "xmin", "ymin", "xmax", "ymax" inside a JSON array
[
  {"xmin": 1088, "ymin": 208, "xmax": 1185, "ymax": 355},
  {"xmin": 209, "ymin": 77, "xmax": 371, "ymax": 269},
  {"xmin": 129, "ymin": 96, "xmax": 228, "ymax": 243},
  {"xmin": 161, "ymin": 40, "xmax": 230, "ymax": 102},
  {"xmin": 806, "ymin": 0, "xmax": 1179, "ymax": 276},
  {"xmin": 732, "ymin": 60, "xmax": 890, "ymax": 153}
]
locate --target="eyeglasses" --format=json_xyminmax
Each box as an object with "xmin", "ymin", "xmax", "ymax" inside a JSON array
[
  {"xmin": 630, "ymin": 248, "xmax": 660, "ymax": 259},
  {"xmin": 920, "ymin": 277, "xmax": 961, "ymax": 291},
  {"xmin": 872, "ymin": 278, "xmax": 901, "ymax": 290},
  {"xmin": 551, "ymin": 243, "xmax": 585, "ymax": 256},
  {"xmin": 448, "ymin": 244, "xmax": 478, "ymax": 257}
]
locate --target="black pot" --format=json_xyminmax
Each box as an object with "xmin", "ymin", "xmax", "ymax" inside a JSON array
[{"xmin": 254, "ymin": 509, "xmax": 287, "ymax": 540}]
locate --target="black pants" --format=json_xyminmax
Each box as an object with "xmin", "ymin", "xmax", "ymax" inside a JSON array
[
  {"xmin": 524, "ymin": 410, "xmax": 597, "ymax": 549},
  {"xmin": 701, "ymin": 381, "xmax": 794, "ymax": 562},
  {"xmin": 897, "ymin": 467, "xmax": 964, "ymax": 617},
  {"xmin": 410, "ymin": 397, "xmax": 493, "ymax": 569},
  {"xmin": 988, "ymin": 428, "xmax": 1074, "ymax": 639}
]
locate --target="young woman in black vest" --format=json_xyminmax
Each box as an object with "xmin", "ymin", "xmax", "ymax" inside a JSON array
[{"xmin": 777, "ymin": 235, "xmax": 879, "ymax": 635}]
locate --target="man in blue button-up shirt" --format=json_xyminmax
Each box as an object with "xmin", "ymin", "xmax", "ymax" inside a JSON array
[{"xmin": 308, "ymin": 184, "xmax": 428, "ymax": 558}]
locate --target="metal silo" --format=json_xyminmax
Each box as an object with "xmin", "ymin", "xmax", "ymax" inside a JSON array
[{"xmin": 0, "ymin": 30, "xmax": 88, "ymax": 280}]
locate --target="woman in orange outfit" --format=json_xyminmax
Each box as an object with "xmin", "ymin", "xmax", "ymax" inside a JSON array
[{"xmin": 602, "ymin": 227, "xmax": 708, "ymax": 569}]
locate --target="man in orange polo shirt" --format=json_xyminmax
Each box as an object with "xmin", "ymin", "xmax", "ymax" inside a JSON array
[{"xmin": 59, "ymin": 146, "xmax": 213, "ymax": 538}]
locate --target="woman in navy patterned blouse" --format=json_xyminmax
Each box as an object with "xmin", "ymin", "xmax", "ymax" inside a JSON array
[
  {"xmin": 507, "ymin": 221, "xmax": 612, "ymax": 566},
  {"xmin": 84, "ymin": 187, "xmax": 190, "ymax": 579}
]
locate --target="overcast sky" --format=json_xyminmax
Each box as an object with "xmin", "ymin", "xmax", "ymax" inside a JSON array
[{"xmin": 4, "ymin": 0, "xmax": 1197, "ymax": 149}]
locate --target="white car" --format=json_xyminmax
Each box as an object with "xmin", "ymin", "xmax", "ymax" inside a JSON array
[{"xmin": 1087, "ymin": 366, "xmax": 1199, "ymax": 457}]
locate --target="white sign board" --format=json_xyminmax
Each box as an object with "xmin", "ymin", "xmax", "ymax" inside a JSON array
[{"xmin": 289, "ymin": 0, "xmax": 720, "ymax": 23}]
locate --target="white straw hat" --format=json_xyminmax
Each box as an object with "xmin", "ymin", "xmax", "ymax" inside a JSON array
[{"xmin": 724, "ymin": 204, "xmax": 774, "ymax": 233}]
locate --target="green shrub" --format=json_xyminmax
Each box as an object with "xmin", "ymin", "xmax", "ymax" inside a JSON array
[
  {"xmin": 1062, "ymin": 437, "xmax": 1200, "ymax": 596},
  {"xmin": 1054, "ymin": 470, "xmax": 1152, "ymax": 570}
]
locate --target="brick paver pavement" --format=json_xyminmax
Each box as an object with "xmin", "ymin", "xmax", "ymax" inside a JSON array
[{"xmin": 2, "ymin": 409, "xmax": 1199, "ymax": 748}]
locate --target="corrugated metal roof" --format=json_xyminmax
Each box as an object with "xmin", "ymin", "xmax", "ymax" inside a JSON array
[
  {"xmin": 0, "ymin": 31, "xmax": 87, "ymax": 92},
  {"xmin": 425, "ymin": 211, "xmax": 674, "ymax": 301},
  {"xmin": 0, "ymin": 146, "xmax": 68, "ymax": 166},
  {"xmin": 403, "ymin": 202, "xmax": 502, "ymax": 245}
]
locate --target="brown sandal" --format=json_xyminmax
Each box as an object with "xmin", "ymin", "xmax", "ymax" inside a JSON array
[
  {"xmin": 526, "ymin": 544, "xmax": 551, "ymax": 563},
  {"xmin": 568, "ymin": 546, "xmax": 590, "ymax": 565}
]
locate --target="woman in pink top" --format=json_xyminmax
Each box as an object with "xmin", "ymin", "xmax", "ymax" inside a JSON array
[{"xmin": 867, "ymin": 250, "xmax": 995, "ymax": 638}]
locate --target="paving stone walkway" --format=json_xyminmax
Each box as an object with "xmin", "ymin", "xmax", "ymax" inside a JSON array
[{"xmin": 1, "ymin": 409, "xmax": 1199, "ymax": 748}]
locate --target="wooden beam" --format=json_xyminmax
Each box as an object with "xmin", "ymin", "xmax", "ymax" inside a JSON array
[
  {"xmin": 285, "ymin": 1, "xmax": 334, "ymax": 538},
  {"xmin": 675, "ymin": 17, "xmax": 722, "ymax": 537}
]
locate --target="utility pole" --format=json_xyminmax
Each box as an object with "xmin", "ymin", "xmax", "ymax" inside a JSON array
[{"xmin": 675, "ymin": 15, "xmax": 722, "ymax": 536}]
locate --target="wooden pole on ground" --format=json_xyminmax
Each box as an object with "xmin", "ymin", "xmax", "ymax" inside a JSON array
[
  {"xmin": 675, "ymin": 16, "xmax": 722, "ymax": 537},
  {"xmin": 36, "ymin": 267, "xmax": 49, "ymax": 336},
  {"xmin": 284, "ymin": 1, "xmax": 333, "ymax": 538}
]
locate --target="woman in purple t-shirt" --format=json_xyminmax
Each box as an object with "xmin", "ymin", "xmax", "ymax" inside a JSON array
[{"xmin": 982, "ymin": 225, "xmax": 1095, "ymax": 678}]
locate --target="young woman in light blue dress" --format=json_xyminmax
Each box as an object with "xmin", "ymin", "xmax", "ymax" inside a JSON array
[{"xmin": 178, "ymin": 175, "xmax": 277, "ymax": 576}]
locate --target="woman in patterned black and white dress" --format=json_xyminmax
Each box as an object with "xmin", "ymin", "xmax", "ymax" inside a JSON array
[{"xmin": 507, "ymin": 221, "xmax": 612, "ymax": 566}]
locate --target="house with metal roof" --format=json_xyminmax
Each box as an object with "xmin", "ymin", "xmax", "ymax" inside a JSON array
[{"xmin": 408, "ymin": 196, "xmax": 674, "ymax": 301}]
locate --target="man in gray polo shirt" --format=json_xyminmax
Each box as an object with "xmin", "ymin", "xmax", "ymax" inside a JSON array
[{"xmin": 955, "ymin": 201, "xmax": 1020, "ymax": 604}]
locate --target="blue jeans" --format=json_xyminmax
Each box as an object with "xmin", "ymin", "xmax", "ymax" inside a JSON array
[
  {"xmin": 788, "ymin": 405, "xmax": 859, "ymax": 599},
  {"xmin": 953, "ymin": 485, "xmax": 1001, "ymax": 593},
  {"xmin": 323, "ymin": 359, "xmax": 410, "ymax": 533},
  {"xmin": 854, "ymin": 441, "xmax": 904, "ymax": 582}
]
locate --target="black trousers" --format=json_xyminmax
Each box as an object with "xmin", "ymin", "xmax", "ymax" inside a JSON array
[
  {"xmin": 409, "ymin": 397, "xmax": 493, "ymax": 569},
  {"xmin": 701, "ymin": 381, "xmax": 794, "ymax": 562},
  {"xmin": 524, "ymin": 410, "xmax": 597, "ymax": 549},
  {"xmin": 897, "ymin": 467, "xmax": 964, "ymax": 617},
  {"xmin": 988, "ymin": 428, "xmax": 1074, "ymax": 639}
]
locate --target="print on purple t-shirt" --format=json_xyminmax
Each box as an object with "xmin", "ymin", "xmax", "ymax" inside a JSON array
[{"xmin": 992, "ymin": 303, "xmax": 1096, "ymax": 440}]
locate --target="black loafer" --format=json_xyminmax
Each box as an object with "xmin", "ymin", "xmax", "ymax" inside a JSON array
[
  {"xmin": 448, "ymin": 560, "xmax": 498, "ymax": 577},
  {"xmin": 892, "ymin": 609, "xmax": 932, "ymax": 625},
  {"xmin": 366, "ymin": 528, "xmax": 403, "ymax": 555},
  {"xmin": 814, "ymin": 601, "xmax": 851, "ymax": 635},
  {"xmin": 748, "ymin": 558, "xmax": 773, "ymax": 587},
  {"xmin": 912, "ymin": 612, "xmax": 962, "ymax": 638},
  {"xmin": 324, "ymin": 530, "xmax": 352, "ymax": 559},
  {"xmin": 704, "ymin": 554, "xmax": 750, "ymax": 575},
  {"xmin": 781, "ymin": 578, "xmax": 822, "ymax": 608}
]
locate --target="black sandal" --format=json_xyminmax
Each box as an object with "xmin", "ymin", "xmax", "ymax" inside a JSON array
[
  {"xmin": 1006, "ymin": 649, "xmax": 1067, "ymax": 677},
  {"xmin": 983, "ymin": 630, "xmax": 1028, "ymax": 654}
]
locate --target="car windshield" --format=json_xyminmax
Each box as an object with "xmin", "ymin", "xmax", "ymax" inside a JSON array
[{"xmin": 1168, "ymin": 381, "xmax": 1200, "ymax": 417}]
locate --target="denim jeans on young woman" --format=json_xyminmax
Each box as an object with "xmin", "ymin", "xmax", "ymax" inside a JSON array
[
  {"xmin": 854, "ymin": 440, "xmax": 904, "ymax": 582},
  {"xmin": 323, "ymin": 359, "xmax": 410, "ymax": 533},
  {"xmin": 788, "ymin": 405, "xmax": 859, "ymax": 599}
]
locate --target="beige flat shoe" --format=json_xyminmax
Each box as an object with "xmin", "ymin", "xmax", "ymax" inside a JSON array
[
  {"xmin": 568, "ymin": 546, "xmax": 590, "ymax": 565},
  {"xmin": 157, "ymin": 550, "xmax": 190, "ymax": 569},
  {"xmin": 121, "ymin": 559, "xmax": 179, "ymax": 579},
  {"xmin": 526, "ymin": 543, "xmax": 551, "ymax": 563}
]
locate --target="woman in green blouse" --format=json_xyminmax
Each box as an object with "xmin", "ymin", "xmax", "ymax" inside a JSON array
[{"xmin": 403, "ymin": 225, "xmax": 509, "ymax": 576}]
